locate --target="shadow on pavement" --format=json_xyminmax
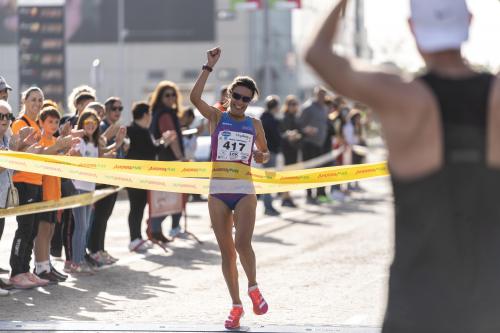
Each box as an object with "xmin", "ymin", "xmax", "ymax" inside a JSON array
[{"xmin": 1, "ymin": 264, "xmax": 172, "ymax": 321}]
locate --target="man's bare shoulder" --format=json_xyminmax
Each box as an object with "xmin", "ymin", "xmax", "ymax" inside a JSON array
[{"xmin": 369, "ymin": 71, "xmax": 433, "ymax": 116}]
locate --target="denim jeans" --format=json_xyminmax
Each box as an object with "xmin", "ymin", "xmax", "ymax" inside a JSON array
[
  {"xmin": 150, "ymin": 213, "xmax": 181, "ymax": 233},
  {"xmin": 72, "ymin": 190, "xmax": 92, "ymax": 263},
  {"xmin": 262, "ymin": 153, "xmax": 277, "ymax": 210}
]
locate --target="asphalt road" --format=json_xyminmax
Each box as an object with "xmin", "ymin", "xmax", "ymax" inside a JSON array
[{"xmin": 0, "ymin": 147, "xmax": 393, "ymax": 332}]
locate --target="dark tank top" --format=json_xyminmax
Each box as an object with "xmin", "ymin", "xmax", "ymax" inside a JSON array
[{"xmin": 383, "ymin": 72, "xmax": 500, "ymax": 333}]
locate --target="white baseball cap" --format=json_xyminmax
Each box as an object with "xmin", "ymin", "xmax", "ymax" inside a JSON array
[{"xmin": 410, "ymin": 0, "xmax": 470, "ymax": 53}]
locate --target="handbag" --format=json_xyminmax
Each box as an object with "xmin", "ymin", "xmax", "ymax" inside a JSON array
[{"xmin": 5, "ymin": 171, "xmax": 19, "ymax": 208}]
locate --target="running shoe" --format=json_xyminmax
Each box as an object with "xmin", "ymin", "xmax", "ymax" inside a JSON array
[
  {"xmin": 87, "ymin": 253, "xmax": 106, "ymax": 268},
  {"xmin": 281, "ymin": 198, "xmax": 297, "ymax": 208},
  {"xmin": 224, "ymin": 305, "xmax": 244, "ymax": 330},
  {"xmin": 9, "ymin": 273, "xmax": 38, "ymax": 289},
  {"xmin": 169, "ymin": 226, "xmax": 182, "ymax": 238},
  {"xmin": 34, "ymin": 270, "xmax": 61, "ymax": 284},
  {"xmin": 317, "ymin": 195, "xmax": 333, "ymax": 204},
  {"xmin": 264, "ymin": 208, "xmax": 280, "ymax": 216},
  {"xmin": 306, "ymin": 196, "xmax": 319, "ymax": 205},
  {"xmin": 331, "ymin": 190, "xmax": 346, "ymax": 202},
  {"xmin": 100, "ymin": 251, "xmax": 118, "ymax": 264},
  {"xmin": 0, "ymin": 288, "xmax": 8, "ymax": 296},
  {"xmin": 63, "ymin": 261, "xmax": 72, "ymax": 274},
  {"xmin": 26, "ymin": 272, "xmax": 50, "ymax": 287},
  {"xmin": 129, "ymin": 238, "xmax": 147, "ymax": 252},
  {"xmin": 248, "ymin": 286, "xmax": 268, "ymax": 315},
  {"xmin": 50, "ymin": 263, "xmax": 68, "ymax": 280},
  {"xmin": 68, "ymin": 262, "xmax": 94, "ymax": 276},
  {"xmin": 0, "ymin": 278, "xmax": 14, "ymax": 290}
]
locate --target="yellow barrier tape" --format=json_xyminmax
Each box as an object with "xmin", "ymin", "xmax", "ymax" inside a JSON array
[
  {"xmin": 0, "ymin": 151, "xmax": 389, "ymax": 194},
  {"xmin": 0, "ymin": 187, "xmax": 120, "ymax": 218}
]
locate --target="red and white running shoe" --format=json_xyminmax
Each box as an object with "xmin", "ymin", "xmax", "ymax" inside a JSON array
[
  {"xmin": 224, "ymin": 305, "xmax": 244, "ymax": 330},
  {"xmin": 248, "ymin": 285, "xmax": 268, "ymax": 315}
]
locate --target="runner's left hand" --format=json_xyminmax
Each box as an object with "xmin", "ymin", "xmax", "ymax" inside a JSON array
[{"xmin": 253, "ymin": 150, "xmax": 267, "ymax": 164}]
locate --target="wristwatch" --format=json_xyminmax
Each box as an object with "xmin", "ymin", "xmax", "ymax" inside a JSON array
[{"xmin": 202, "ymin": 64, "xmax": 213, "ymax": 72}]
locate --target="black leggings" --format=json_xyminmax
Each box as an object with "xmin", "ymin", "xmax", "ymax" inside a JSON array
[
  {"xmin": 0, "ymin": 217, "xmax": 4, "ymax": 241},
  {"xmin": 127, "ymin": 187, "xmax": 147, "ymax": 241},
  {"xmin": 9, "ymin": 183, "xmax": 41, "ymax": 277},
  {"xmin": 60, "ymin": 179, "xmax": 76, "ymax": 261},
  {"xmin": 88, "ymin": 186, "xmax": 118, "ymax": 253},
  {"xmin": 302, "ymin": 142, "xmax": 325, "ymax": 197},
  {"xmin": 62, "ymin": 208, "xmax": 74, "ymax": 261}
]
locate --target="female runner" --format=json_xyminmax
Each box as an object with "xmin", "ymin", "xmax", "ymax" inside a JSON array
[{"xmin": 190, "ymin": 47, "xmax": 270, "ymax": 329}]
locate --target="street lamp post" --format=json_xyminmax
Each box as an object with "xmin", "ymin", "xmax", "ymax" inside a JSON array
[{"xmin": 262, "ymin": 0, "xmax": 272, "ymax": 97}]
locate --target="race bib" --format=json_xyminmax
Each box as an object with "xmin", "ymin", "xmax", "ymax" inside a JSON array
[{"xmin": 216, "ymin": 130, "xmax": 253, "ymax": 162}]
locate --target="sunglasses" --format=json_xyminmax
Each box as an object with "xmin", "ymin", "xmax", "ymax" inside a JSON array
[
  {"xmin": 232, "ymin": 92, "xmax": 252, "ymax": 103},
  {"xmin": 163, "ymin": 93, "xmax": 177, "ymax": 98},
  {"xmin": 112, "ymin": 106, "xmax": 123, "ymax": 112},
  {"xmin": 83, "ymin": 119, "xmax": 97, "ymax": 126},
  {"xmin": 0, "ymin": 113, "xmax": 14, "ymax": 121}
]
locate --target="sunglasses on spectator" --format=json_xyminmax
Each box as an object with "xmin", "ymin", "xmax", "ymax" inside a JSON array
[
  {"xmin": 0, "ymin": 113, "xmax": 14, "ymax": 121},
  {"xmin": 232, "ymin": 92, "xmax": 252, "ymax": 103},
  {"xmin": 112, "ymin": 106, "xmax": 123, "ymax": 112},
  {"xmin": 84, "ymin": 119, "xmax": 97, "ymax": 126},
  {"xmin": 163, "ymin": 92, "xmax": 177, "ymax": 98}
]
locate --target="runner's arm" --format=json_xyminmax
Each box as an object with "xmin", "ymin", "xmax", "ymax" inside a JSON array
[
  {"xmin": 190, "ymin": 47, "xmax": 222, "ymax": 124},
  {"xmin": 253, "ymin": 119, "xmax": 270, "ymax": 164},
  {"xmin": 305, "ymin": 0, "xmax": 416, "ymax": 112}
]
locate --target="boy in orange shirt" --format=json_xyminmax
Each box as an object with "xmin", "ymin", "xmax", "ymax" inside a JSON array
[{"xmin": 33, "ymin": 107, "xmax": 67, "ymax": 283}]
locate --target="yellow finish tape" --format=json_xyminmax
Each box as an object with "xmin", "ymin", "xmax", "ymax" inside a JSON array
[
  {"xmin": 0, "ymin": 187, "xmax": 120, "ymax": 218},
  {"xmin": 0, "ymin": 151, "xmax": 389, "ymax": 194}
]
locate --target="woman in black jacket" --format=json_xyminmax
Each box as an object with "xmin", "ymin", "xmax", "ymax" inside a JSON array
[
  {"xmin": 279, "ymin": 95, "xmax": 302, "ymax": 207},
  {"xmin": 126, "ymin": 101, "xmax": 176, "ymax": 252}
]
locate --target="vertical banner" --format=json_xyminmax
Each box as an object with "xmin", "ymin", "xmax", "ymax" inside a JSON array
[{"xmin": 18, "ymin": 0, "xmax": 66, "ymax": 107}]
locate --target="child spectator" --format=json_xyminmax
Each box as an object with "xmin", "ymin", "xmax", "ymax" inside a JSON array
[
  {"xmin": 67, "ymin": 110, "xmax": 100, "ymax": 275},
  {"xmin": 33, "ymin": 107, "xmax": 68, "ymax": 283}
]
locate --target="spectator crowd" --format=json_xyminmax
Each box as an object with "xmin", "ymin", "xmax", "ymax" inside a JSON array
[{"xmin": 0, "ymin": 74, "xmax": 371, "ymax": 295}]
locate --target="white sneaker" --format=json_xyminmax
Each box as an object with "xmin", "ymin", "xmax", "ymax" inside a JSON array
[
  {"xmin": 169, "ymin": 226, "xmax": 182, "ymax": 238},
  {"xmin": 129, "ymin": 239, "xmax": 147, "ymax": 252},
  {"xmin": 0, "ymin": 288, "xmax": 9, "ymax": 296},
  {"xmin": 138, "ymin": 240, "xmax": 154, "ymax": 251}
]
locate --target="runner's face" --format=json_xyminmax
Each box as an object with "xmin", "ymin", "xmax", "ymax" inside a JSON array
[
  {"xmin": 0, "ymin": 89, "xmax": 8, "ymax": 101},
  {"xmin": 25, "ymin": 91, "xmax": 43, "ymax": 116},
  {"xmin": 41, "ymin": 116, "xmax": 60, "ymax": 136},
  {"xmin": 230, "ymin": 86, "xmax": 253, "ymax": 116}
]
